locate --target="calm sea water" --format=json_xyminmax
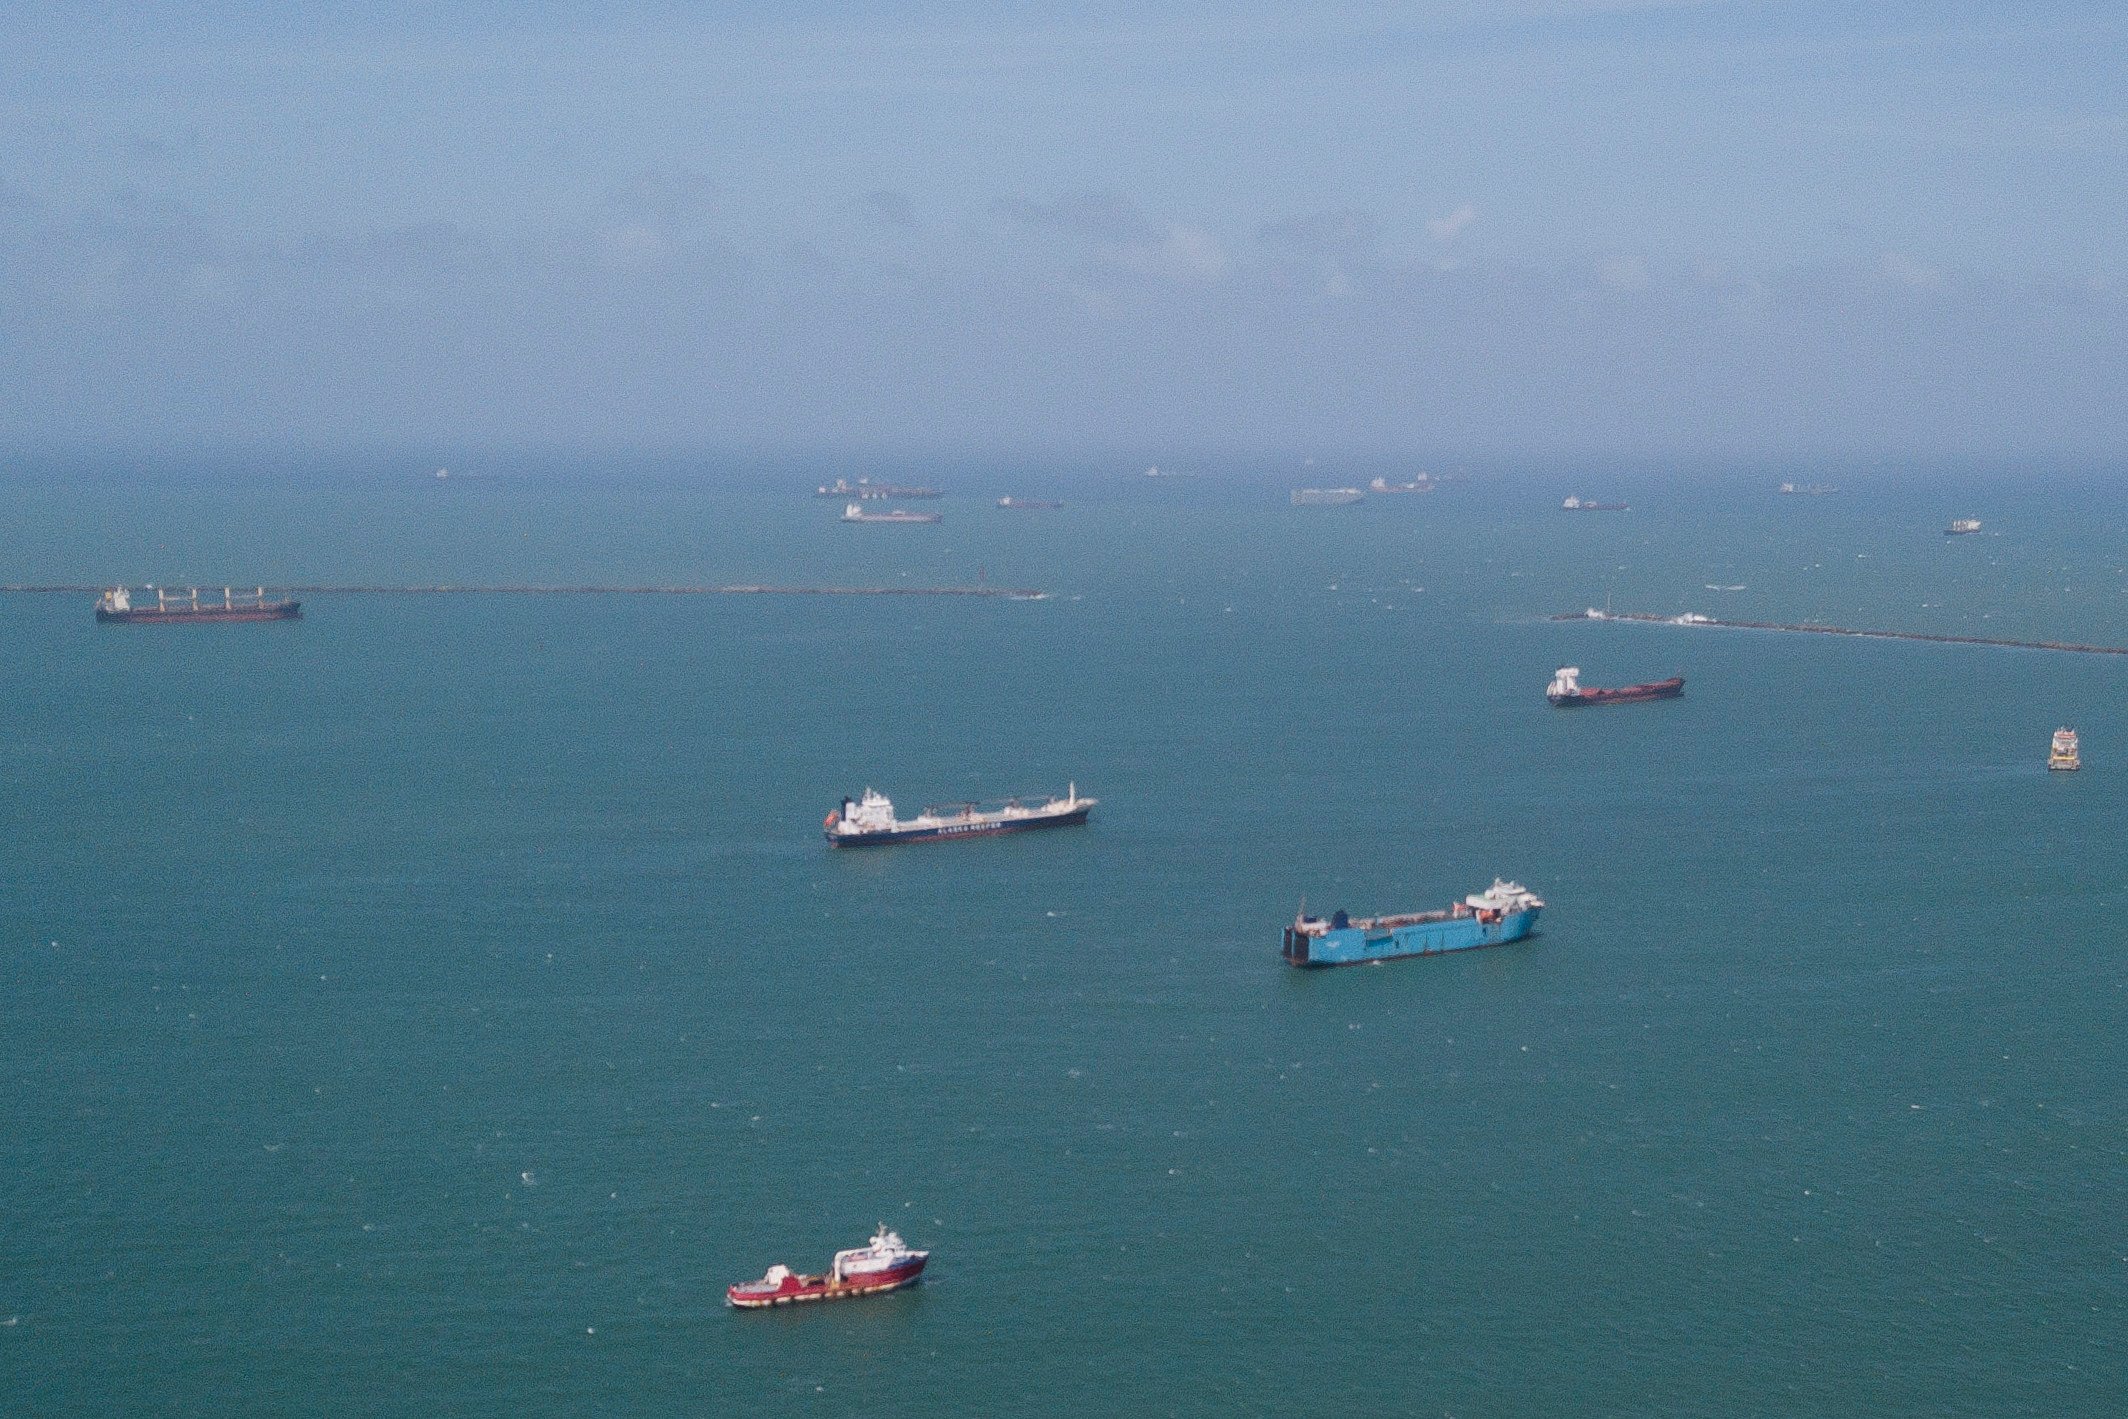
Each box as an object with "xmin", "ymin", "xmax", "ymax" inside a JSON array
[{"xmin": 3, "ymin": 461, "xmax": 2123, "ymax": 1415}]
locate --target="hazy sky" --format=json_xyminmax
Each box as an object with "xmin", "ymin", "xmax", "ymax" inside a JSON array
[{"xmin": 4, "ymin": 2, "xmax": 2123, "ymax": 461}]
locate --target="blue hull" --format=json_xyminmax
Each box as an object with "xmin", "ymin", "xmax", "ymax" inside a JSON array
[{"xmin": 1281, "ymin": 908, "xmax": 1540, "ymax": 967}]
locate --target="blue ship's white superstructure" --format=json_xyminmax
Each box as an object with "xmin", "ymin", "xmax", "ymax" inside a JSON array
[{"xmin": 1281, "ymin": 879, "xmax": 1543, "ymax": 967}]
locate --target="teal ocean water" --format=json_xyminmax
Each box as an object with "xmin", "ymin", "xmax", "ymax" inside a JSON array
[{"xmin": 3, "ymin": 463, "xmax": 2123, "ymax": 1415}]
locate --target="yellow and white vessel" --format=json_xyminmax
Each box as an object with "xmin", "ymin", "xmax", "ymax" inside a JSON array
[{"xmin": 2048, "ymin": 727, "xmax": 2080, "ymax": 771}]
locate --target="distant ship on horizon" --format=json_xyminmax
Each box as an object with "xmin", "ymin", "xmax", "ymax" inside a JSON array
[
  {"xmin": 1561, "ymin": 496, "xmax": 1628, "ymax": 512},
  {"xmin": 816, "ymin": 477, "xmax": 942, "ymax": 500},
  {"xmin": 95, "ymin": 587, "xmax": 301, "ymax": 624},
  {"xmin": 841, "ymin": 502, "xmax": 940, "ymax": 524},
  {"xmin": 1291, "ymin": 487, "xmax": 1364, "ymax": 506}
]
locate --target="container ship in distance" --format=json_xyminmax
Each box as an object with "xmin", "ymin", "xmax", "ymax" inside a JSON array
[
  {"xmin": 1283, "ymin": 880, "xmax": 1544, "ymax": 967},
  {"xmin": 826, "ymin": 784, "xmax": 1093, "ymax": 845},
  {"xmin": 841, "ymin": 502, "xmax": 940, "ymax": 524},
  {"xmin": 96, "ymin": 587, "xmax": 300, "ymax": 623},
  {"xmin": 1291, "ymin": 487, "xmax": 1364, "ymax": 506},
  {"xmin": 728, "ymin": 1227, "xmax": 929, "ymax": 1309},
  {"xmin": 816, "ymin": 477, "xmax": 943, "ymax": 499},
  {"xmin": 1946, "ymin": 519, "xmax": 1983, "ymax": 536},
  {"xmin": 1547, "ymin": 667, "xmax": 1684, "ymax": 706},
  {"xmin": 1561, "ymin": 496, "xmax": 1628, "ymax": 511}
]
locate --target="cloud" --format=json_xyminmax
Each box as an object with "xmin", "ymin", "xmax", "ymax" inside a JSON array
[
  {"xmin": 993, "ymin": 191, "xmax": 1157, "ymax": 246},
  {"xmin": 1115, "ymin": 225, "xmax": 1229, "ymax": 283},
  {"xmin": 354, "ymin": 221, "xmax": 479, "ymax": 264},
  {"xmin": 1425, "ymin": 204, "xmax": 1477, "ymax": 244},
  {"xmin": 1880, "ymin": 251, "xmax": 1943, "ymax": 290},
  {"xmin": 605, "ymin": 168, "xmax": 715, "ymax": 227},
  {"xmin": 1256, "ymin": 210, "xmax": 1378, "ymax": 295},
  {"xmin": 1597, "ymin": 254, "xmax": 1649, "ymax": 290},
  {"xmin": 853, "ymin": 189, "xmax": 916, "ymax": 229},
  {"xmin": 993, "ymin": 191, "xmax": 1226, "ymax": 286},
  {"xmin": 597, "ymin": 223, "xmax": 671, "ymax": 267},
  {"xmin": 591, "ymin": 168, "xmax": 728, "ymax": 270},
  {"xmin": 1539, "ymin": 0, "xmax": 1717, "ymax": 12},
  {"xmin": 1258, "ymin": 209, "xmax": 1378, "ymax": 261},
  {"xmin": 5, "ymin": 181, "xmax": 2124, "ymax": 461},
  {"xmin": 0, "ymin": 173, "xmax": 34, "ymax": 217}
]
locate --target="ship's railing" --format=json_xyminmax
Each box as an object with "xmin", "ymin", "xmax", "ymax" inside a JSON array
[
  {"xmin": 919, "ymin": 793, "xmax": 1072, "ymax": 818},
  {"xmin": 1369, "ymin": 908, "xmax": 1462, "ymax": 927},
  {"xmin": 145, "ymin": 586, "xmax": 284, "ymax": 606},
  {"xmin": 1292, "ymin": 907, "xmax": 1459, "ymax": 937}
]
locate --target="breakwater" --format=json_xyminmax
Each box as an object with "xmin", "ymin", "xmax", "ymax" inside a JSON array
[
  {"xmin": 3, "ymin": 583, "xmax": 1044, "ymax": 599},
  {"xmin": 1554, "ymin": 609, "xmax": 2128, "ymax": 657}
]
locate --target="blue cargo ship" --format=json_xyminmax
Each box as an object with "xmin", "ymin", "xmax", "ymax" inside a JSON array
[{"xmin": 1280, "ymin": 879, "xmax": 1544, "ymax": 967}]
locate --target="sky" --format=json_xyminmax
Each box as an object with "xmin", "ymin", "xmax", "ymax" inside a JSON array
[{"xmin": 2, "ymin": 1, "xmax": 2124, "ymax": 462}]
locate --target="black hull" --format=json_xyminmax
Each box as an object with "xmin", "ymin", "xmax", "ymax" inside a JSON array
[
  {"xmin": 827, "ymin": 806, "xmax": 1092, "ymax": 847},
  {"xmin": 96, "ymin": 603, "xmax": 301, "ymax": 623}
]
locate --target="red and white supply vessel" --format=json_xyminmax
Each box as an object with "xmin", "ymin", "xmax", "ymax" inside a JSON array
[{"xmin": 726, "ymin": 1226, "xmax": 930, "ymax": 1309}]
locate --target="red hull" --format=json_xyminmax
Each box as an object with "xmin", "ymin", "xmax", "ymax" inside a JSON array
[
  {"xmin": 1549, "ymin": 676, "xmax": 1683, "ymax": 706},
  {"xmin": 727, "ymin": 1258, "xmax": 926, "ymax": 1309}
]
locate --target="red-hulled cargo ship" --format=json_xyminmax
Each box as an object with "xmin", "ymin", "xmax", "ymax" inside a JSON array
[
  {"xmin": 95, "ymin": 587, "xmax": 301, "ymax": 624},
  {"xmin": 727, "ymin": 1226, "xmax": 929, "ymax": 1309},
  {"xmin": 1546, "ymin": 666, "xmax": 1683, "ymax": 706}
]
